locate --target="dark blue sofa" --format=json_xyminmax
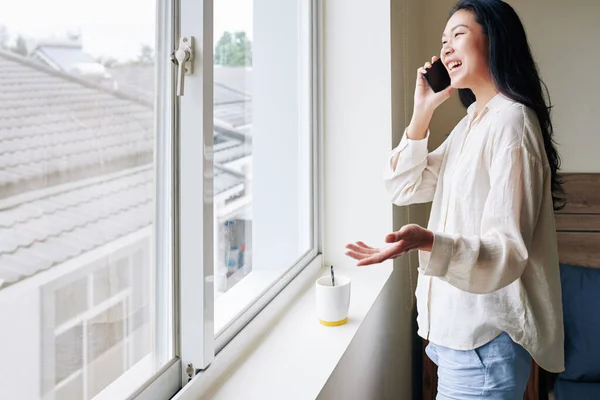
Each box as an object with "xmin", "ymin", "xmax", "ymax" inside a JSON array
[{"xmin": 553, "ymin": 263, "xmax": 600, "ymax": 399}]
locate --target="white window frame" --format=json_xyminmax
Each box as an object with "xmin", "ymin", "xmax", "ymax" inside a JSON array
[
  {"xmin": 134, "ymin": 0, "xmax": 322, "ymax": 397},
  {"xmin": 177, "ymin": 0, "xmax": 216, "ymax": 379},
  {"xmin": 212, "ymin": 0, "xmax": 322, "ymax": 354},
  {"xmin": 126, "ymin": 0, "xmax": 182, "ymax": 397}
]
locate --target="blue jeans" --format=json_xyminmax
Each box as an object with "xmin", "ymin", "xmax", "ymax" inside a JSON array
[{"xmin": 425, "ymin": 333, "xmax": 531, "ymax": 400}]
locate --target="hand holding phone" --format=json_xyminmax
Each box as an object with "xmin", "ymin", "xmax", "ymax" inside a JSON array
[{"xmin": 408, "ymin": 57, "xmax": 454, "ymax": 140}]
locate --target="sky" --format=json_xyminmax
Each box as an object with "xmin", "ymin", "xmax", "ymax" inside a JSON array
[{"xmin": 0, "ymin": 0, "xmax": 253, "ymax": 62}]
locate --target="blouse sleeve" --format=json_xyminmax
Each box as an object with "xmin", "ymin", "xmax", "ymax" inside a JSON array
[
  {"xmin": 420, "ymin": 144, "xmax": 545, "ymax": 294},
  {"xmin": 384, "ymin": 129, "xmax": 452, "ymax": 206}
]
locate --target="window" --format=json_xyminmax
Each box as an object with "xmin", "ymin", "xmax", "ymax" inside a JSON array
[
  {"xmin": 0, "ymin": 0, "xmax": 319, "ymax": 397},
  {"xmin": 41, "ymin": 243, "xmax": 152, "ymax": 399},
  {"xmin": 0, "ymin": 0, "xmax": 175, "ymax": 398},
  {"xmin": 211, "ymin": 0, "xmax": 318, "ymax": 345}
]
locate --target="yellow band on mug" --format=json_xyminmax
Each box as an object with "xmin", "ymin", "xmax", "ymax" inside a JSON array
[{"xmin": 319, "ymin": 317, "xmax": 348, "ymax": 326}]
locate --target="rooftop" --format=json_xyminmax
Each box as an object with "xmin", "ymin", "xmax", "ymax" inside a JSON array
[{"xmin": 0, "ymin": 49, "xmax": 252, "ymax": 287}]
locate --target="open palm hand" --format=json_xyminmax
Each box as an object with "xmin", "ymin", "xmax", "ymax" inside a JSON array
[{"xmin": 345, "ymin": 224, "xmax": 434, "ymax": 266}]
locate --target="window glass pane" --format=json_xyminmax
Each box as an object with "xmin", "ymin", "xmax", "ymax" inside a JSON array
[
  {"xmin": 55, "ymin": 324, "xmax": 84, "ymax": 384},
  {"xmin": 130, "ymin": 305, "xmax": 152, "ymax": 365},
  {"xmin": 213, "ymin": 0, "xmax": 313, "ymax": 334},
  {"xmin": 88, "ymin": 341, "xmax": 126, "ymax": 398},
  {"xmin": 88, "ymin": 303, "xmax": 125, "ymax": 364},
  {"xmin": 131, "ymin": 250, "xmax": 149, "ymax": 310},
  {"xmin": 0, "ymin": 0, "xmax": 173, "ymax": 398},
  {"xmin": 93, "ymin": 258, "xmax": 130, "ymax": 305},
  {"xmin": 55, "ymin": 277, "xmax": 88, "ymax": 326}
]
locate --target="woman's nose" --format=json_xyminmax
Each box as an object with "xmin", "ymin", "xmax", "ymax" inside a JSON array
[{"xmin": 443, "ymin": 45, "xmax": 454, "ymax": 57}]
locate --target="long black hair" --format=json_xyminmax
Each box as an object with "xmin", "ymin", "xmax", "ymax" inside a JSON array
[{"xmin": 450, "ymin": 0, "xmax": 566, "ymax": 210}]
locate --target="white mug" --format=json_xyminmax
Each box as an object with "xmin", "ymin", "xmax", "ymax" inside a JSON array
[{"xmin": 315, "ymin": 275, "xmax": 351, "ymax": 326}]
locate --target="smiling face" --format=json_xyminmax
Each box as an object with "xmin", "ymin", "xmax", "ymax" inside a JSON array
[{"xmin": 441, "ymin": 9, "xmax": 491, "ymax": 90}]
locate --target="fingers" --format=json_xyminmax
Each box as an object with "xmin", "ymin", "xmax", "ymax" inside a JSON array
[
  {"xmin": 386, "ymin": 231, "xmax": 408, "ymax": 243},
  {"xmin": 417, "ymin": 68, "xmax": 429, "ymax": 86},
  {"xmin": 355, "ymin": 241, "xmax": 374, "ymax": 249},
  {"xmin": 345, "ymin": 250, "xmax": 366, "ymax": 261},
  {"xmin": 417, "ymin": 57, "xmax": 437, "ymax": 79},
  {"xmin": 385, "ymin": 232, "xmax": 400, "ymax": 243},
  {"xmin": 422, "ymin": 56, "xmax": 439, "ymax": 72},
  {"xmin": 345, "ymin": 241, "xmax": 379, "ymax": 261},
  {"xmin": 346, "ymin": 247, "xmax": 385, "ymax": 261},
  {"xmin": 345, "ymin": 243, "xmax": 378, "ymax": 255},
  {"xmin": 356, "ymin": 254, "xmax": 386, "ymax": 266},
  {"xmin": 345, "ymin": 239, "xmax": 412, "ymax": 267},
  {"xmin": 345, "ymin": 242, "xmax": 375, "ymax": 251},
  {"xmin": 356, "ymin": 244, "xmax": 404, "ymax": 267},
  {"xmin": 355, "ymin": 253, "xmax": 383, "ymax": 266},
  {"xmin": 386, "ymin": 224, "xmax": 418, "ymax": 243}
]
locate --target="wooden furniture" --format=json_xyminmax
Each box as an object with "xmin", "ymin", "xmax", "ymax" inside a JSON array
[
  {"xmin": 554, "ymin": 173, "xmax": 600, "ymax": 269},
  {"xmin": 422, "ymin": 173, "xmax": 600, "ymax": 400}
]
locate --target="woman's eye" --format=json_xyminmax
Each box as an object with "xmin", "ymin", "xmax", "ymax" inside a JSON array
[
  {"xmin": 454, "ymin": 32, "xmax": 464, "ymax": 38},
  {"xmin": 442, "ymin": 40, "xmax": 448, "ymax": 45}
]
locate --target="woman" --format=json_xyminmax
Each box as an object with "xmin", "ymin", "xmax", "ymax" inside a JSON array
[{"xmin": 345, "ymin": 0, "xmax": 565, "ymax": 398}]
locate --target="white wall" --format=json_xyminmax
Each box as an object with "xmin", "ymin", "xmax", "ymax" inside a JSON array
[
  {"xmin": 510, "ymin": 0, "xmax": 600, "ymax": 172},
  {"xmin": 323, "ymin": 0, "xmax": 414, "ymax": 397},
  {"xmin": 0, "ymin": 280, "xmax": 41, "ymax": 400},
  {"xmin": 323, "ymin": 0, "xmax": 394, "ymax": 272}
]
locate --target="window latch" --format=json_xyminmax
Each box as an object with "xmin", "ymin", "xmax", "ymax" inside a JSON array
[{"xmin": 171, "ymin": 36, "xmax": 194, "ymax": 96}]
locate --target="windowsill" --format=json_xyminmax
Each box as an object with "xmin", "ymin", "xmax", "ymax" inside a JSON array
[
  {"xmin": 214, "ymin": 268, "xmax": 284, "ymax": 335},
  {"xmin": 174, "ymin": 256, "xmax": 393, "ymax": 400}
]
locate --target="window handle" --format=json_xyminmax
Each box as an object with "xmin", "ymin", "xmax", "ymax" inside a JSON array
[{"xmin": 173, "ymin": 36, "xmax": 194, "ymax": 96}]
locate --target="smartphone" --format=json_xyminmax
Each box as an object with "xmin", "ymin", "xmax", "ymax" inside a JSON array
[{"xmin": 423, "ymin": 58, "xmax": 451, "ymax": 93}]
